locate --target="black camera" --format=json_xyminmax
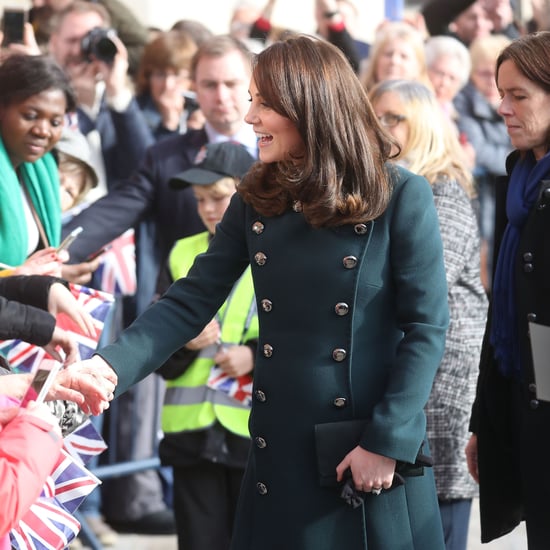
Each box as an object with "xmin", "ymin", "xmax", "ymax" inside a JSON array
[{"xmin": 80, "ymin": 27, "xmax": 117, "ymax": 64}]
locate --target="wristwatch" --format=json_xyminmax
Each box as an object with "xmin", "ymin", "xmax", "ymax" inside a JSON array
[{"xmin": 323, "ymin": 10, "xmax": 340, "ymax": 18}]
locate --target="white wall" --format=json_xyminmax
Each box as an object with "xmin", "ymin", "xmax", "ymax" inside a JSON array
[{"xmin": 1, "ymin": 0, "xmax": 384, "ymax": 43}]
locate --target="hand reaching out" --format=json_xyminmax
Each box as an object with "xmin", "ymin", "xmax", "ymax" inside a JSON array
[
  {"xmin": 47, "ymin": 282, "xmax": 96, "ymax": 337},
  {"xmin": 51, "ymin": 356, "xmax": 118, "ymax": 416}
]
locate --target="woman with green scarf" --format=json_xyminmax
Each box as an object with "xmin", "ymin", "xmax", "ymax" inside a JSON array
[{"xmin": 0, "ymin": 54, "xmax": 92, "ymax": 279}]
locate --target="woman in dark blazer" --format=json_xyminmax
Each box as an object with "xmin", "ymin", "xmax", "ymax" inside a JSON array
[
  {"xmin": 466, "ymin": 31, "xmax": 550, "ymax": 550},
  {"xmin": 72, "ymin": 35, "xmax": 449, "ymax": 550}
]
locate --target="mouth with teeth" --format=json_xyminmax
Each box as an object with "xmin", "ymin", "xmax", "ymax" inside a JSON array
[{"xmin": 256, "ymin": 132, "xmax": 273, "ymax": 146}]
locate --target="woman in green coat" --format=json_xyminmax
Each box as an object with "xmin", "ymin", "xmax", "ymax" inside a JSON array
[{"xmin": 74, "ymin": 35, "xmax": 449, "ymax": 550}]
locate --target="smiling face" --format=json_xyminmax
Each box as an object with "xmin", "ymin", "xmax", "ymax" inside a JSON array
[
  {"xmin": 245, "ymin": 78, "xmax": 305, "ymax": 164},
  {"xmin": 0, "ymin": 88, "xmax": 66, "ymax": 167},
  {"xmin": 497, "ymin": 59, "xmax": 550, "ymax": 160}
]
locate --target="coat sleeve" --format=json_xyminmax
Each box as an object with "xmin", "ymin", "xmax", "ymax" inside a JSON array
[
  {"xmin": 361, "ymin": 171, "xmax": 450, "ymax": 463},
  {"xmin": 98, "ymin": 194, "xmax": 251, "ymax": 394},
  {"xmin": 0, "ymin": 415, "xmax": 62, "ymax": 535}
]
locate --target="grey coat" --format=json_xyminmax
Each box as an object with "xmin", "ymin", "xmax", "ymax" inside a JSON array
[{"xmin": 425, "ymin": 179, "xmax": 487, "ymax": 500}]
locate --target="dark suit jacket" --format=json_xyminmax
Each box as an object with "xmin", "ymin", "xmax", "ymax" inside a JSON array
[
  {"xmin": 470, "ymin": 150, "xmax": 550, "ymax": 542},
  {"xmin": 64, "ymin": 129, "xmax": 207, "ymax": 265}
]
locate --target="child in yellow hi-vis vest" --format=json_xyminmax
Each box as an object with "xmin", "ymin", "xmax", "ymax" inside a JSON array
[{"xmin": 156, "ymin": 141, "xmax": 257, "ymax": 550}]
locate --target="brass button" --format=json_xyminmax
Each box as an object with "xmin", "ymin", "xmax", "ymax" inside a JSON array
[
  {"xmin": 261, "ymin": 299, "xmax": 273, "ymax": 312},
  {"xmin": 257, "ymin": 482, "xmax": 268, "ymax": 495},
  {"xmin": 333, "ymin": 397, "xmax": 347, "ymax": 408},
  {"xmin": 252, "ymin": 221, "xmax": 265, "ymax": 235},
  {"xmin": 255, "ymin": 390, "xmax": 267, "ymax": 402},
  {"xmin": 335, "ymin": 302, "xmax": 349, "ymax": 316},
  {"xmin": 254, "ymin": 252, "xmax": 267, "ymax": 266},
  {"xmin": 263, "ymin": 344, "xmax": 273, "ymax": 358},
  {"xmin": 255, "ymin": 436, "xmax": 267, "ymax": 449},
  {"xmin": 332, "ymin": 348, "xmax": 347, "ymax": 362},
  {"xmin": 292, "ymin": 200, "xmax": 303, "ymax": 212},
  {"xmin": 354, "ymin": 223, "xmax": 368, "ymax": 235},
  {"xmin": 342, "ymin": 256, "xmax": 358, "ymax": 269}
]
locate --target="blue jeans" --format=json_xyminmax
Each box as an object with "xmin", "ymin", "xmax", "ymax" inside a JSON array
[{"xmin": 439, "ymin": 498, "xmax": 472, "ymax": 550}]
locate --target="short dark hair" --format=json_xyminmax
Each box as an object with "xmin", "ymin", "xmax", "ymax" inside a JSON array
[{"xmin": 0, "ymin": 54, "xmax": 76, "ymax": 112}]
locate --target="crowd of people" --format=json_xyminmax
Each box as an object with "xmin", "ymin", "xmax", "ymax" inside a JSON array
[{"xmin": 1, "ymin": 0, "xmax": 550, "ymax": 549}]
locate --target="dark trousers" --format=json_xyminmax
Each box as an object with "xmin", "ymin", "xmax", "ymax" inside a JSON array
[
  {"xmin": 439, "ymin": 498, "xmax": 472, "ymax": 550},
  {"xmin": 172, "ymin": 461, "xmax": 245, "ymax": 550}
]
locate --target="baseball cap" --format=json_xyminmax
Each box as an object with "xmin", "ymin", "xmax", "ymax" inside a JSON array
[
  {"xmin": 170, "ymin": 141, "xmax": 256, "ymax": 189},
  {"xmin": 54, "ymin": 128, "xmax": 99, "ymax": 188}
]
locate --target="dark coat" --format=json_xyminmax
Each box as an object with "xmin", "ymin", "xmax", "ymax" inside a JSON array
[
  {"xmin": 99, "ymin": 166, "xmax": 448, "ymax": 550},
  {"xmin": 0, "ymin": 275, "xmax": 62, "ymax": 345},
  {"xmin": 470, "ymin": 150, "xmax": 550, "ymax": 543}
]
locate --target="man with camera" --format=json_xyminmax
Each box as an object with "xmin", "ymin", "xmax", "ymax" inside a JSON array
[{"xmin": 47, "ymin": 1, "xmax": 153, "ymax": 200}]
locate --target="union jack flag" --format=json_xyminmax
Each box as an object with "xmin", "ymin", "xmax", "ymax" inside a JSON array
[
  {"xmin": 9, "ymin": 449, "xmax": 100, "ymax": 549},
  {"xmin": 9, "ymin": 493, "xmax": 81, "ymax": 550},
  {"xmin": 63, "ymin": 417, "xmax": 107, "ymax": 466},
  {"xmin": 207, "ymin": 366, "xmax": 253, "ymax": 407},
  {"xmin": 0, "ymin": 283, "xmax": 114, "ymax": 373},
  {"xmin": 94, "ymin": 228, "xmax": 137, "ymax": 296},
  {"xmin": 49, "ymin": 449, "xmax": 100, "ymax": 514}
]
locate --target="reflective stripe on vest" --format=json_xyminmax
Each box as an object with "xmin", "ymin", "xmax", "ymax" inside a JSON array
[{"xmin": 162, "ymin": 232, "xmax": 257, "ymax": 438}]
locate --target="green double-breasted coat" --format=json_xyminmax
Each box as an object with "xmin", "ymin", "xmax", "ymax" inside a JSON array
[{"xmin": 100, "ymin": 165, "xmax": 449, "ymax": 550}]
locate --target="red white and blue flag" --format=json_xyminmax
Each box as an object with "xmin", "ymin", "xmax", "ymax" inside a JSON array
[
  {"xmin": 0, "ymin": 283, "xmax": 114, "ymax": 373},
  {"xmin": 63, "ymin": 417, "xmax": 107, "ymax": 467},
  {"xmin": 49, "ymin": 449, "xmax": 100, "ymax": 514},
  {"xmin": 207, "ymin": 367, "xmax": 253, "ymax": 407},
  {"xmin": 9, "ymin": 493, "xmax": 81, "ymax": 550},
  {"xmin": 94, "ymin": 228, "xmax": 137, "ymax": 297}
]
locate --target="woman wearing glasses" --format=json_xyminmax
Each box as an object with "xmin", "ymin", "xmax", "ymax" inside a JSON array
[{"xmin": 370, "ymin": 79, "xmax": 487, "ymax": 550}]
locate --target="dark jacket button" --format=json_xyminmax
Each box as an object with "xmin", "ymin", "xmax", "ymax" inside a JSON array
[
  {"xmin": 255, "ymin": 390, "xmax": 266, "ymax": 402},
  {"xmin": 254, "ymin": 252, "xmax": 267, "ymax": 266},
  {"xmin": 523, "ymin": 252, "xmax": 534, "ymax": 262},
  {"xmin": 257, "ymin": 482, "xmax": 268, "ymax": 495},
  {"xmin": 523, "ymin": 263, "xmax": 534, "ymax": 273},
  {"xmin": 335, "ymin": 303, "xmax": 349, "ymax": 316},
  {"xmin": 530, "ymin": 399, "xmax": 540, "ymax": 410},
  {"xmin": 333, "ymin": 397, "xmax": 347, "ymax": 408},
  {"xmin": 342, "ymin": 256, "xmax": 358, "ymax": 269},
  {"xmin": 255, "ymin": 436, "xmax": 267, "ymax": 449},
  {"xmin": 252, "ymin": 221, "xmax": 265, "ymax": 234},
  {"xmin": 529, "ymin": 383, "xmax": 537, "ymax": 394},
  {"xmin": 332, "ymin": 348, "xmax": 347, "ymax": 362},
  {"xmin": 527, "ymin": 313, "xmax": 537, "ymax": 322}
]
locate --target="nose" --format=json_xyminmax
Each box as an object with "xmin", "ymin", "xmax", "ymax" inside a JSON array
[
  {"xmin": 244, "ymin": 104, "xmax": 257, "ymax": 125},
  {"xmin": 31, "ymin": 120, "xmax": 52, "ymax": 138},
  {"xmin": 497, "ymin": 95, "xmax": 510, "ymax": 117}
]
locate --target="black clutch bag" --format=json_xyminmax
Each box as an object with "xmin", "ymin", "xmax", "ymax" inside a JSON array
[{"xmin": 314, "ymin": 418, "xmax": 432, "ymax": 488}]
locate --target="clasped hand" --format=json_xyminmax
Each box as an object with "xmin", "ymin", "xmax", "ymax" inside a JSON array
[{"xmin": 336, "ymin": 446, "xmax": 396, "ymax": 493}]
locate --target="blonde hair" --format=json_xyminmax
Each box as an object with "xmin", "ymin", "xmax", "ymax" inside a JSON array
[
  {"xmin": 57, "ymin": 151, "xmax": 96, "ymax": 206},
  {"xmin": 361, "ymin": 22, "xmax": 431, "ymax": 91},
  {"xmin": 369, "ymin": 79, "xmax": 475, "ymax": 198},
  {"xmin": 194, "ymin": 177, "xmax": 237, "ymax": 197},
  {"xmin": 469, "ymin": 34, "xmax": 511, "ymax": 73}
]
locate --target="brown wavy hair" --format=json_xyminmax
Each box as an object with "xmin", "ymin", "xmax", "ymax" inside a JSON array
[{"xmin": 238, "ymin": 35, "xmax": 396, "ymax": 228}]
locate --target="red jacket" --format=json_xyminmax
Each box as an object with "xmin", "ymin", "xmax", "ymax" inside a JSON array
[{"xmin": 0, "ymin": 395, "xmax": 62, "ymax": 547}]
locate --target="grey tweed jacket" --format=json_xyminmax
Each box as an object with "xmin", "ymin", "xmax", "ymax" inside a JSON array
[{"xmin": 425, "ymin": 178, "xmax": 488, "ymax": 500}]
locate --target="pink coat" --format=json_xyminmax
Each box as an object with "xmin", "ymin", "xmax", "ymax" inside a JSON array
[{"xmin": 0, "ymin": 395, "xmax": 62, "ymax": 549}]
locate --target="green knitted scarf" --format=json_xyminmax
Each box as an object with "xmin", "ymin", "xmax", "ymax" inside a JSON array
[{"xmin": 0, "ymin": 137, "xmax": 61, "ymax": 266}]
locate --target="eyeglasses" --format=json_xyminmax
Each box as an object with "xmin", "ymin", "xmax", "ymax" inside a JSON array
[{"xmin": 378, "ymin": 113, "xmax": 406, "ymax": 128}]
